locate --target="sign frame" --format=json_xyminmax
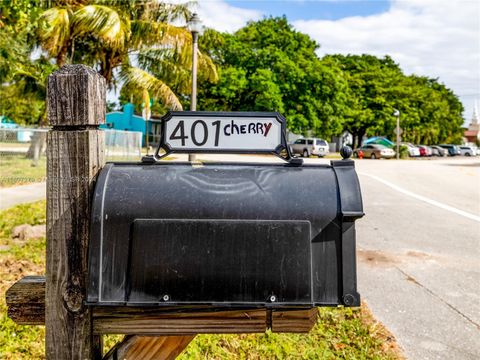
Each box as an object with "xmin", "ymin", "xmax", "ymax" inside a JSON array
[{"xmin": 149, "ymin": 111, "xmax": 301, "ymax": 164}]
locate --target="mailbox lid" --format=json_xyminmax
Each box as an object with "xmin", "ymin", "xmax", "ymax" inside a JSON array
[{"xmin": 88, "ymin": 161, "xmax": 362, "ymax": 306}]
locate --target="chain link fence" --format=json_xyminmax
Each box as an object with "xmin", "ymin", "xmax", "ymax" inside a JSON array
[
  {"xmin": 0, "ymin": 128, "xmax": 48, "ymax": 187},
  {"xmin": 0, "ymin": 128, "xmax": 143, "ymax": 188}
]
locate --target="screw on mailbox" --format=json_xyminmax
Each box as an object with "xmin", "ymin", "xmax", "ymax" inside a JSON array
[{"xmin": 343, "ymin": 294, "xmax": 355, "ymax": 306}]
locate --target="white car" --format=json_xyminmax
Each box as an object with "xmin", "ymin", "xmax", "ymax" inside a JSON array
[
  {"xmin": 459, "ymin": 146, "xmax": 477, "ymax": 156},
  {"xmin": 290, "ymin": 138, "xmax": 329, "ymax": 157},
  {"xmin": 401, "ymin": 143, "xmax": 420, "ymax": 157}
]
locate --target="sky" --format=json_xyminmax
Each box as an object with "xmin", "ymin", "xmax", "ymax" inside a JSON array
[{"xmin": 191, "ymin": 0, "xmax": 480, "ymax": 124}]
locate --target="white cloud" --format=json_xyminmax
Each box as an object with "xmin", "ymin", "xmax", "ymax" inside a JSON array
[
  {"xmin": 195, "ymin": 0, "xmax": 263, "ymax": 33},
  {"xmin": 292, "ymin": 0, "xmax": 480, "ymax": 121}
]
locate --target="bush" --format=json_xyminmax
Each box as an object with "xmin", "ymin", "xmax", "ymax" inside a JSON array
[{"xmin": 399, "ymin": 145, "xmax": 409, "ymax": 159}]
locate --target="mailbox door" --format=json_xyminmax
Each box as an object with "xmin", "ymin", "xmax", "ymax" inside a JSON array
[{"xmin": 127, "ymin": 219, "xmax": 311, "ymax": 304}]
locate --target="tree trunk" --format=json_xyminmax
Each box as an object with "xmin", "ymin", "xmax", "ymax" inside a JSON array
[
  {"xmin": 351, "ymin": 132, "xmax": 359, "ymax": 149},
  {"xmin": 99, "ymin": 50, "xmax": 117, "ymax": 88},
  {"xmin": 56, "ymin": 46, "xmax": 68, "ymax": 67},
  {"xmin": 26, "ymin": 132, "xmax": 47, "ymax": 166},
  {"xmin": 358, "ymin": 129, "xmax": 366, "ymax": 147}
]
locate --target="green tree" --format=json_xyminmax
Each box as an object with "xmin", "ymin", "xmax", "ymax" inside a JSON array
[
  {"xmin": 327, "ymin": 54, "xmax": 464, "ymax": 146},
  {"xmin": 0, "ymin": 0, "xmax": 53, "ymax": 125},
  {"xmin": 326, "ymin": 54, "xmax": 405, "ymax": 148},
  {"xmin": 392, "ymin": 75, "xmax": 464, "ymax": 144},
  {"xmin": 35, "ymin": 1, "xmax": 217, "ymax": 110},
  {"xmin": 198, "ymin": 18, "xmax": 348, "ymax": 138}
]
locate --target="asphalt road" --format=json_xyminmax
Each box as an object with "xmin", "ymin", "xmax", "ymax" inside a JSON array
[{"xmin": 353, "ymin": 157, "xmax": 480, "ymax": 359}]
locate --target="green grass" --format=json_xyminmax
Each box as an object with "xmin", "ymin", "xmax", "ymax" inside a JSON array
[
  {"xmin": 180, "ymin": 306, "xmax": 400, "ymax": 359},
  {"xmin": 0, "ymin": 201, "xmax": 46, "ymax": 359},
  {"xmin": 324, "ymin": 152, "xmax": 342, "ymax": 159},
  {"xmin": 0, "ymin": 155, "xmax": 46, "ymax": 188},
  {"xmin": 0, "ymin": 201, "xmax": 402, "ymax": 359}
]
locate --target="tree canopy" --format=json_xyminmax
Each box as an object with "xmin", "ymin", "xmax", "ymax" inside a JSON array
[
  {"xmin": 327, "ymin": 54, "xmax": 464, "ymax": 146},
  {"xmin": 198, "ymin": 17, "xmax": 349, "ymax": 138},
  {"xmin": 0, "ymin": 6, "xmax": 465, "ymax": 144},
  {"xmin": 197, "ymin": 18, "xmax": 464, "ymax": 145},
  {"xmin": 0, "ymin": 0, "xmax": 218, "ymax": 123}
]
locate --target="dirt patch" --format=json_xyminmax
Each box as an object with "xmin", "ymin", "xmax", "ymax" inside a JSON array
[
  {"xmin": 357, "ymin": 249, "xmax": 399, "ymax": 267},
  {"xmin": 358, "ymin": 249, "xmax": 442, "ymax": 268},
  {"xmin": 405, "ymin": 250, "xmax": 431, "ymax": 259},
  {"xmin": 360, "ymin": 300, "xmax": 406, "ymax": 359}
]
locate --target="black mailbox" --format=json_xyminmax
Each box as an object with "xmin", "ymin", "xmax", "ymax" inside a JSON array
[{"xmin": 87, "ymin": 112, "xmax": 364, "ymax": 307}]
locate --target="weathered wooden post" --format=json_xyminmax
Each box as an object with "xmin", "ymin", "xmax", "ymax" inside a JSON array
[{"xmin": 46, "ymin": 64, "xmax": 106, "ymax": 359}]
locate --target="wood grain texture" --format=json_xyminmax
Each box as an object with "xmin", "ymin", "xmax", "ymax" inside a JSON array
[
  {"xmin": 46, "ymin": 65, "xmax": 105, "ymax": 360},
  {"xmin": 47, "ymin": 65, "xmax": 106, "ymax": 126},
  {"xmin": 7, "ymin": 277, "xmax": 318, "ymax": 335},
  {"xmin": 6, "ymin": 276, "xmax": 45, "ymax": 325},
  {"xmin": 104, "ymin": 336, "xmax": 195, "ymax": 360},
  {"xmin": 271, "ymin": 308, "xmax": 318, "ymax": 333},
  {"xmin": 93, "ymin": 308, "xmax": 267, "ymax": 335},
  {"xmin": 46, "ymin": 130, "xmax": 105, "ymax": 359}
]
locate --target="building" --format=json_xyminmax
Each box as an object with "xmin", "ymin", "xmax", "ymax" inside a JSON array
[
  {"xmin": 102, "ymin": 103, "xmax": 162, "ymax": 146},
  {"xmin": 464, "ymin": 104, "xmax": 480, "ymax": 145}
]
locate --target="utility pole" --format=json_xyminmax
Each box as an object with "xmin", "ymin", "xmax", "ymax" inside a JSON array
[
  {"xmin": 188, "ymin": 13, "xmax": 201, "ymax": 162},
  {"xmin": 394, "ymin": 109, "xmax": 400, "ymax": 160}
]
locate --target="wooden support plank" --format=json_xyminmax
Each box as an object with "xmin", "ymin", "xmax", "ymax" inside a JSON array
[
  {"xmin": 103, "ymin": 336, "xmax": 195, "ymax": 360},
  {"xmin": 7, "ymin": 276, "xmax": 318, "ymax": 335},
  {"xmin": 271, "ymin": 308, "xmax": 319, "ymax": 333},
  {"xmin": 46, "ymin": 64, "xmax": 106, "ymax": 360},
  {"xmin": 93, "ymin": 307, "xmax": 267, "ymax": 335}
]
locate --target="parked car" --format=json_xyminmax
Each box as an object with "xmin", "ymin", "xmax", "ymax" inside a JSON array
[
  {"xmin": 417, "ymin": 145, "xmax": 432, "ymax": 157},
  {"xmin": 401, "ymin": 143, "xmax": 420, "ymax": 157},
  {"xmin": 353, "ymin": 144, "xmax": 395, "ymax": 159},
  {"xmin": 290, "ymin": 138, "xmax": 329, "ymax": 157},
  {"xmin": 438, "ymin": 144, "xmax": 461, "ymax": 156},
  {"xmin": 459, "ymin": 146, "xmax": 476, "ymax": 156},
  {"xmin": 431, "ymin": 145, "xmax": 448, "ymax": 157}
]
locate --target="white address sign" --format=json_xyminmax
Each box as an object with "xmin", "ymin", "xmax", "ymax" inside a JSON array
[{"xmin": 163, "ymin": 114, "xmax": 283, "ymax": 152}]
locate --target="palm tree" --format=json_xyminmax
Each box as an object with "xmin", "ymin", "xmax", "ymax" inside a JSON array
[{"xmin": 36, "ymin": 1, "xmax": 217, "ymax": 110}]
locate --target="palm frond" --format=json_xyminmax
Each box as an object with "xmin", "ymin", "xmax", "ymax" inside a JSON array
[
  {"xmin": 138, "ymin": 1, "xmax": 195, "ymax": 23},
  {"xmin": 130, "ymin": 20, "xmax": 190, "ymax": 50},
  {"xmin": 37, "ymin": 7, "xmax": 72, "ymax": 57},
  {"xmin": 72, "ymin": 5, "xmax": 130, "ymax": 49},
  {"xmin": 137, "ymin": 48, "xmax": 191, "ymax": 92},
  {"xmin": 136, "ymin": 45, "xmax": 217, "ymax": 94},
  {"xmin": 120, "ymin": 66, "xmax": 183, "ymax": 110},
  {"xmin": 198, "ymin": 50, "xmax": 218, "ymax": 83}
]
